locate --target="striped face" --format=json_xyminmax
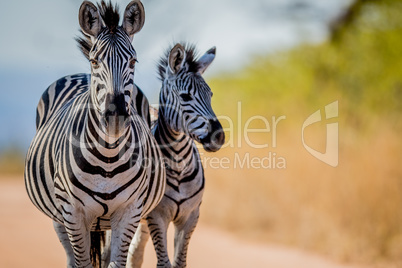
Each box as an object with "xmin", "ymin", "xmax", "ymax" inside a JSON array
[
  {"xmin": 162, "ymin": 44, "xmax": 225, "ymax": 152},
  {"xmin": 78, "ymin": 0, "xmax": 145, "ymax": 138},
  {"xmin": 89, "ymin": 28, "xmax": 137, "ymax": 137}
]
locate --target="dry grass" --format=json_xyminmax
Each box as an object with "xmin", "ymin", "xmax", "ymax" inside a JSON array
[
  {"xmin": 199, "ymin": 120, "xmax": 402, "ymax": 267},
  {"xmin": 198, "ymin": 3, "xmax": 402, "ymax": 264},
  {"xmin": 2, "ymin": 115, "xmax": 400, "ymax": 266}
]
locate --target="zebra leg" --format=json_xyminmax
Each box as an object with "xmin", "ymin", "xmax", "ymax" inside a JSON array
[
  {"xmin": 172, "ymin": 208, "xmax": 200, "ymax": 268},
  {"xmin": 108, "ymin": 206, "xmax": 142, "ymax": 268},
  {"xmin": 63, "ymin": 214, "xmax": 93, "ymax": 268},
  {"xmin": 127, "ymin": 220, "xmax": 150, "ymax": 268},
  {"xmin": 147, "ymin": 213, "xmax": 172, "ymax": 268},
  {"xmin": 53, "ymin": 221, "xmax": 75, "ymax": 268},
  {"xmin": 101, "ymin": 230, "xmax": 112, "ymax": 267}
]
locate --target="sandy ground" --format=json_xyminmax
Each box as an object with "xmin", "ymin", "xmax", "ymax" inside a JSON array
[{"xmin": 0, "ymin": 179, "xmax": 367, "ymax": 268}]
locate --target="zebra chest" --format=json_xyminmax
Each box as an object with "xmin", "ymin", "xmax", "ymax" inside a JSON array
[
  {"xmin": 55, "ymin": 165, "xmax": 148, "ymax": 214},
  {"xmin": 53, "ymin": 134, "xmax": 150, "ymax": 215},
  {"xmin": 165, "ymin": 168, "xmax": 204, "ymax": 203}
]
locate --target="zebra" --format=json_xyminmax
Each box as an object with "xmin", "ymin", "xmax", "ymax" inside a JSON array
[
  {"xmin": 24, "ymin": 1, "xmax": 166, "ymax": 267},
  {"xmin": 126, "ymin": 43, "xmax": 225, "ymax": 268}
]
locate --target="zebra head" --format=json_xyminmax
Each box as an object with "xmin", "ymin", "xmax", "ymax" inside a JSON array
[
  {"xmin": 78, "ymin": 0, "xmax": 145, "ymax": 138},
  {"xmin": 159, "ymin": 43, "xmax": 225, "ymax": 152}
]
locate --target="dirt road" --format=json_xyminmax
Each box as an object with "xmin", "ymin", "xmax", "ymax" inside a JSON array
[{"xmin": 0, "ymin": 179, "xmax": 366, "ymax": 268}]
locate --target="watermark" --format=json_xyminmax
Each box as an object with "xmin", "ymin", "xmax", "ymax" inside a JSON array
[
  {"xmin": 64, "ymin": 100, "xmax": 339, "ymax": 170},
  {"xmin": 200, "ymin": 152, "xmax": 286, "ymax": 170},
  {"xmin": 301, "ymin": 101, "xmax": 338, "ymax": 167},
  {"xmin": 217, "ymin": 102, "xmax": 286, "ymax": 149},
  {"xmin": 196, "ymin": 101, "xmax": 339, "ymax": 169}
]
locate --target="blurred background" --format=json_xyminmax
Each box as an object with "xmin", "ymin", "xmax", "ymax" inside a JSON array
[{"xmin": 1, "ymin": 0, "xmax": 401, "ymax": 267}]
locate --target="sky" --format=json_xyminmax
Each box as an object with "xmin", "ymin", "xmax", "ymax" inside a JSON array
[{"xmin": 0, "ymin": 0, "xmax": 351, "ymax": 150}]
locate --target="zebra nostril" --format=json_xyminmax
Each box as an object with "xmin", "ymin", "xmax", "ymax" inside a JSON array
[
  {"xmin": 208, "ymin": 119, "xmax": 225, "ymax": 146},
  {"xmin": 105, "ymin": 104, "xmax": 116, "ymax": 116},
  {"xmin": 104, "ymin": 94, "xmax": 129, "ymax": 119},
  {"xmin": 104, "ymin": 105, "xmax": 117, "ymax": 125},
  {"xmin": 216, "ymin": 129, "xmax": 225, "ymax": 145}
]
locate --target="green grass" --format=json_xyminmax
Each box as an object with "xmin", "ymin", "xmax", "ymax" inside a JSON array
[{"xmin": 210, "ymin": 0, "xmax": 402, "ymax": 129}]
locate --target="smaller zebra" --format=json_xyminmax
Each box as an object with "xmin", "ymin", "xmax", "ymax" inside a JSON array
[{"xmin": 127, "ymin": 43, "xmax": 225, "ymax": 268}]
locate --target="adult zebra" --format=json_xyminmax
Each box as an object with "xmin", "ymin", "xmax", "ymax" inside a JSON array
[
  {"xmin": 127, "ymin": 43, "xmax": 225, "ymax": 268},
  {"xmin": 24, "ymin": 1, "xmax": 165, "ymax": 268}
]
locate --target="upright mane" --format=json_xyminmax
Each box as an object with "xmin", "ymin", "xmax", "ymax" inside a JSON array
[
  {"xmin": 157, "ymin": 43, "xmax": 201, "ymax": 81},
  {"xmin": 76, "ymin": 0, "xmax": 120, "ymax": 60}
]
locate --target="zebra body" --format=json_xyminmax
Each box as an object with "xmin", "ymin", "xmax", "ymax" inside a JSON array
[
  {"xmin": 24, "ymin": 2, "xmax": 165, "ymax": 268},
  {"xmin": 33, "ymin": 73, "xmax": 154, "ymax": 229},
  {"xmin": 127, "ymin": 43, "xmax": 224, "ymax": 268}
]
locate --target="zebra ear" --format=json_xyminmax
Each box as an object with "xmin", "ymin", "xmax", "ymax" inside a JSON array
[
  {"xmin": 197, "ymin": 46, "xmax": 216, "ymax": 75},
  {"xmin": 168, "ymin": 44, "xmax": 186, "ymax": 74},
  {"xmin": 123, "ymin": 0, "xmax": 145, "ymax": 40},
  {"xmin": 79, "ymin": 1, "xmax": 102, "ymax": 38}
]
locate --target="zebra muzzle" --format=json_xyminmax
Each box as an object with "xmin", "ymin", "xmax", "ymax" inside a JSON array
[
  {"xmin": 200, "ymin": 119, "xmax": 225, "ymax": 152},
  {"xmin": 102, "ymin": 94, "xmax": 130, "ymax": 137}
]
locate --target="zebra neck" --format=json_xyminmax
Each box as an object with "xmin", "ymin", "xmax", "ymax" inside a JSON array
[
  {"xmin": 83, "ymin": 96, "xmax": 134, "ymax": 158},
  {"xmin": 155, "ymin": 108, "xmax": 191, "ymax": 146},
  {"xmin": 155, "ymin": 111, "xmax": 196, "ymax": 174}
]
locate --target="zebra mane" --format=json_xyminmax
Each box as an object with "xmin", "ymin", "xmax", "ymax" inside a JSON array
[
  {"xmin": 76, "ymin": 1, "xmax": 120, "ymax": 60},
  {"xmin": 158, "ymin": 43, "xmax": 201, "ymax": 81},
  {"xmin": 76, "ymin": 32, "xmax": 92, "ymax": 60},
  {"xmin": 98, "ymin": 1, "xmax": 120, "ymax": 33}
]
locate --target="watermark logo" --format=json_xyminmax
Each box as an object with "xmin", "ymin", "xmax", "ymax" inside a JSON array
[
  {"xmin": 64, "ymin": 100, "xmax": 339, "ymax": 170},
  {"xmin": 301, "ymin": 101, "xmax": 338, "ymax": 167}
]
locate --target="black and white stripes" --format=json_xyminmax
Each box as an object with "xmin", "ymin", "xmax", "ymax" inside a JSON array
[
  {"xmin": 24, "ymin": 1, "xmax": 165, "ymax": 268},
  {"xmin": 24, "ymin": 1, "xmax": 226, "ymax": 267},
  {"xmin": 127, "ymin": 43, "xmax": 224, "ymax": 268}
]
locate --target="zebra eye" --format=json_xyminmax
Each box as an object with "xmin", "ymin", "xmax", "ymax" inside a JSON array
[
  {"xmin": 180, "ymin": 93, "xmax": 193, "ymax": 102},
  {"xmin": 129, "ymin": 58, "xmax": 138, "ymax": 69},
  {"xmin": 89, "ymin": 59, "xmax": 99, "ymax": 68}
]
